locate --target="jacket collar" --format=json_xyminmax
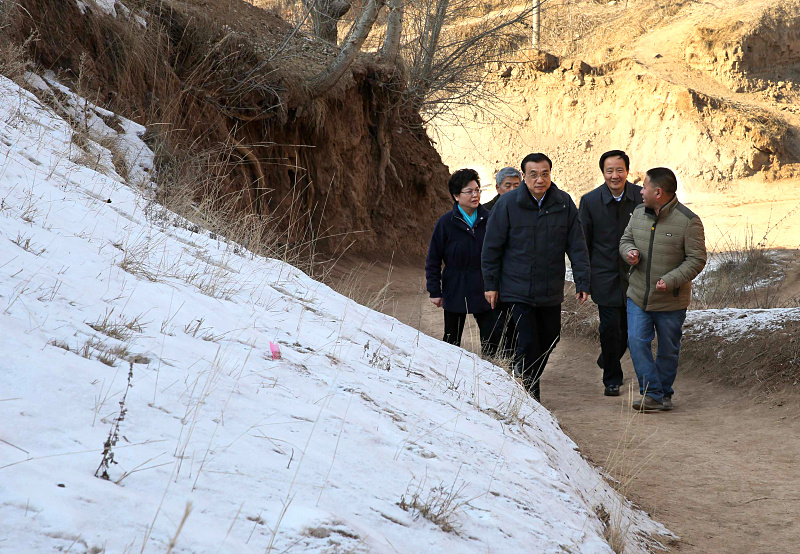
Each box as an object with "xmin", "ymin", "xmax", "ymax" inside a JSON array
[
  {"xmin": 517, "ymin": 182, "xmax": 564, "ymax": 210},
  {"xmin": 600, "ymin": 181, "xmax": 635, "ymax": 205},
  {"xmin": 451, "ymin": 202, "xmax": 489, "ymax": 225},
  {"xmin": 657, "ymin": 194, "xmax": 680, "ymax": 219},
  {"xmin": 644, "ymin": 194, "xmax": 679, "ymax": 220}
]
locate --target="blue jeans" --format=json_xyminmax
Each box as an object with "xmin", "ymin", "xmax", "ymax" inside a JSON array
[{"xmin": 626, "ymin": 298, "xmax": 686, "ymax": 402}]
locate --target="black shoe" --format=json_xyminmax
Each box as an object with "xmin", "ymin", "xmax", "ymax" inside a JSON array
[
  {"xmin": 662, "ymin": 395, "xmax": 673, "ymax": 410},
  {"xmin": 604, "ymin": 385, "xmax": 621, "ymax": 397}
]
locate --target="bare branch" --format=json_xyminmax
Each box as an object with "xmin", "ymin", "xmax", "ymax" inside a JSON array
[
  {"xmin": 309, "ymin": 0, "xmax": 385, "ymax": 97},
  {"xmin": 379, "ymin": 0, "xmax": 404, "ymax": 64}
]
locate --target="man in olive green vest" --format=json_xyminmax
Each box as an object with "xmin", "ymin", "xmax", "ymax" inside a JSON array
[{"xmin": 619, "ymin": 167, "xmax": 706, "ymax": 412}]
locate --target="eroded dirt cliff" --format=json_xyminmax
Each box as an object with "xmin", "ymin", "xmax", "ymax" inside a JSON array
[{"xmin": 7, "ymin": 0, "xmax": 451, "ymax": 258}]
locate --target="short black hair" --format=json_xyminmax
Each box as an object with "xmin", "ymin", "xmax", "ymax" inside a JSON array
[
  {"xmin": 645, "ymin": 167, "xmax": 677, "ymax": 195},
  {"xmin": 599, "ymin": 150, "xmax": 630, "ymax": 172},
  {"xmin": 448, "ymin": 168, "xmax": 480, "ymax": 199},
  {"xmin": 520, "ymin": 153, "xmax": 552, "ymax": 173}
]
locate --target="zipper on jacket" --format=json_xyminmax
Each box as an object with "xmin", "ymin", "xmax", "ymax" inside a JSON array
[
  {"xmin": 642, "ymin": 218, "xmax": 658, "ymax": 309},
  {"xmin": 454, "ymin": 214, "xmax": 478, "ymax": 236}
]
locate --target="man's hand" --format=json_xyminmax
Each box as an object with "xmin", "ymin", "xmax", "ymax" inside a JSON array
[
  {"xmin": 576, "ymin": 291, "xmax": 588, "ymax": 305},
  {"xmin": 626, "ymin": 249, "xmax": 640, "ymax": 266},
  {"xmin": 430, "ymin": 297, "xmax": 443, "ymax": 308},
  {"xmin": 485, "ymin": 291, "xmax": 498, "ymax": 309},
  {"xmin": 656, "ymin": 279, "xmax": 667, "ymax": 292}
]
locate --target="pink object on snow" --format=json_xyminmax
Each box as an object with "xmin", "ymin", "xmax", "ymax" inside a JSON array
[{"xmin": 269, "ymin": 342, "xmax": 281, "ymax": 360}]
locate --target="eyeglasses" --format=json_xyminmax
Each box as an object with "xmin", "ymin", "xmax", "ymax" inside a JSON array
[
  {"xmin": 526, "ymin": 171, "xmax": 550, "ymax": 180},
  {"xmin": 460, "ymin": 188, "xmax": 481, "ymax": 196}
]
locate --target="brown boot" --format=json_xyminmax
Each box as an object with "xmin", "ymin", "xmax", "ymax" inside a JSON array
[{"xmin": 632, "ymin": 395, "xmax": 666, "ymax": 412}]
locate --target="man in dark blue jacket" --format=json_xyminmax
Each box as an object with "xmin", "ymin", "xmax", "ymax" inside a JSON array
[
  {"xmin": 579, "ymin": 150, "xmax": 643, "ymax": 397},
  {"xmin": 426, "ymin": 169, "xmax": 500, "ymax": 356},
  {"xmin": 482, "ymin": 153, "xmax": 590, "ymax": 402}
]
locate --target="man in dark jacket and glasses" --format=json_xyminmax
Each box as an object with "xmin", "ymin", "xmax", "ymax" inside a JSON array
[
  {"xmin": 482, "ymin": 153, "xmax": 591, "ymax": 402},
  {"xmin": 579, "ymin": 150, "xmax": 643, "ymax": 397}
]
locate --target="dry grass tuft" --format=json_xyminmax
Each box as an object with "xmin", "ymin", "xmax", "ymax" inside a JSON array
[
  {"xmin": 561, "ymin": 282, "xmax": 599, "ymax": 340},
  {"xmin": 76, "ymin": 338, "xmax": 132, "ymax": 367},
  {"xmin": 87, "ymin": 309, "xmax": 145, "ymax": 341},
  {"xmin": 398, "ymin": 475, "xmax": 469, "ymax": 534},
  {"xmin": 328, "ymin": 261, "xmax": 395, "ymax": 312},
  {"xmin": 594, "ymin": 503, "xmax": 628, "ymax": 554},
  {"xmin": 693, "ymin": 228, "xmax": 790, "ymax": 310},
  {"xmin": 11, "ymin": 232, "xmax": 46, "ymax": 255}
]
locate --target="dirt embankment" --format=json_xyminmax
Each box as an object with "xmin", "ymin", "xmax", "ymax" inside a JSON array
[
  {"xmin": 8, "ymin": 0, "xmax": 450, "ymax": 258},
  {"xmin": 685, "ymin": 1, "xmax": 800, "ymax": 94},
  {"xmin": 434, "ymin": 0, "xmax": 800, "ymax": 195},
  {"xmin": 439, "ymin": 53, "xmax": 790, "ymax": 194}
]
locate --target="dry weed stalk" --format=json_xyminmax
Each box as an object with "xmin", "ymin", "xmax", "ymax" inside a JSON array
[
  {"xmin": 594, "ymin": 383, "xmax": 662, "ymax": 552},
  {"xmin": 95, "ymin": 362, "xmax": 135, "ymax": 480}
]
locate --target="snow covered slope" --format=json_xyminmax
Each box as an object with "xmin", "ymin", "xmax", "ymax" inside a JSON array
[{"xmin": 0, "ymin": 75, "xmax": 669, "ymax": 553}]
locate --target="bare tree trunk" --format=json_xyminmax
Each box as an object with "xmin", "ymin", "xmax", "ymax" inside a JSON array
[
  {"xmin": 309, "ymin": 0, "xmax": 384, "ymax": 97},
  {"xmin": 420, "ymin": 0, "xmax": 449, "ymax": 86},
  {"xmin": 532, "ymin": 0, "xmax": 541, "ymax": 49},
  {"xmin": 409, "ymin": 0, "xmax": 449, "ymax": 108},
  {"xmin": 379, "ymin": 0, "xmax": 403, "ymax": 64},
  {"xmin": 303, "ymin": 0, "xmax": 353, "ymax": 43}
]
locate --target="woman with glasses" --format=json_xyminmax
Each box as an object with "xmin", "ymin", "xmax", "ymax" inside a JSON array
[{"xmin": 425, "ymin": 168, "xmax": 500, "ymax": 356}]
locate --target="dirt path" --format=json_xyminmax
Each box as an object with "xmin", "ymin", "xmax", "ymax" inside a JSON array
[{"xmin": 328, "ymin": 259, "xmax": 800, "ymax": 552}]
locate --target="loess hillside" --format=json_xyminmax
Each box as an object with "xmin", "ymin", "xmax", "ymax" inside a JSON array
[{"xmin": 431, "ymin": 0, "xmax": 800, "ymax": 196}]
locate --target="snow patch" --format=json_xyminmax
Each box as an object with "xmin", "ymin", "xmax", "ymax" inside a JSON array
[
  {"xmin": 0, "ymin": 75, "xmax": 671, "ymax": 552},
  {"xmin": 686, "ymin": 307, "xmax": 800, "ymax": 338}
]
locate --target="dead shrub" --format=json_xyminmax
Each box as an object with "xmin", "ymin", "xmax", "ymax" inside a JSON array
[{"xmin": 693, "ymin": 231, "xmax": 786, "ymax": 309}]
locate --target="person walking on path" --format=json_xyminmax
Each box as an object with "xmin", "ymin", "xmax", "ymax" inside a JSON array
[
  {"xmin": 482, "ymin": 167, "xmax": 521, "ymax": 212},
  {"xmin": 482, "ymin": 153, "xmax": 590, "ymax": 402},
  {"xmin": 426, "ymin": 169, "xmax": 501, "ymax": 356},
  {"xmin": 579, "ymin": 150, "xmax": 643, "ymax": 397},
  {"xmin": 619, "ymin": 167, "xmax": 706, "ymax": 412}
]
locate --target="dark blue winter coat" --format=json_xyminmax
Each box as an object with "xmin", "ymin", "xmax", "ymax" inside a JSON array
[
  {"xmin": 425, "ymin": 203, "xmax": 493, "ymax": 314},
  {"xmin": 481, "ymin": 183, "xmax": 590, "ymax": 306},
  {"xmin": 579, "ymin": 181, "xmax": 643, "ymax": 306}
]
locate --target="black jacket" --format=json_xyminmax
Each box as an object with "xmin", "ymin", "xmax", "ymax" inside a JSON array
[
  {"xmin": 425, "ymin": 203, "xmax": 493, "ymax": 314},
  {"xmin": 579, "ymin": 182, "xmax": 643, "ymax": 306},
  {"xmin": 482, "ymin": 195, "xmax": 500, "ymax": 212},
  {"xmin": 481, "ymin": 183, "xmax": 590, "ymax": 306}
]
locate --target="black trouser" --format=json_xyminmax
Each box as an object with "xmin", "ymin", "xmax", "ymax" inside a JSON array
[
  {"xmin": 443, "ymin": 309, "xmax": 501, "ymax": 357},
  {"xmin": 510, "ymin": 303, "xmax": 561, "ymax": 401},
  {"xmin": 596, "ymin": 305, "xmax": 628, "ymax": 387}
]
